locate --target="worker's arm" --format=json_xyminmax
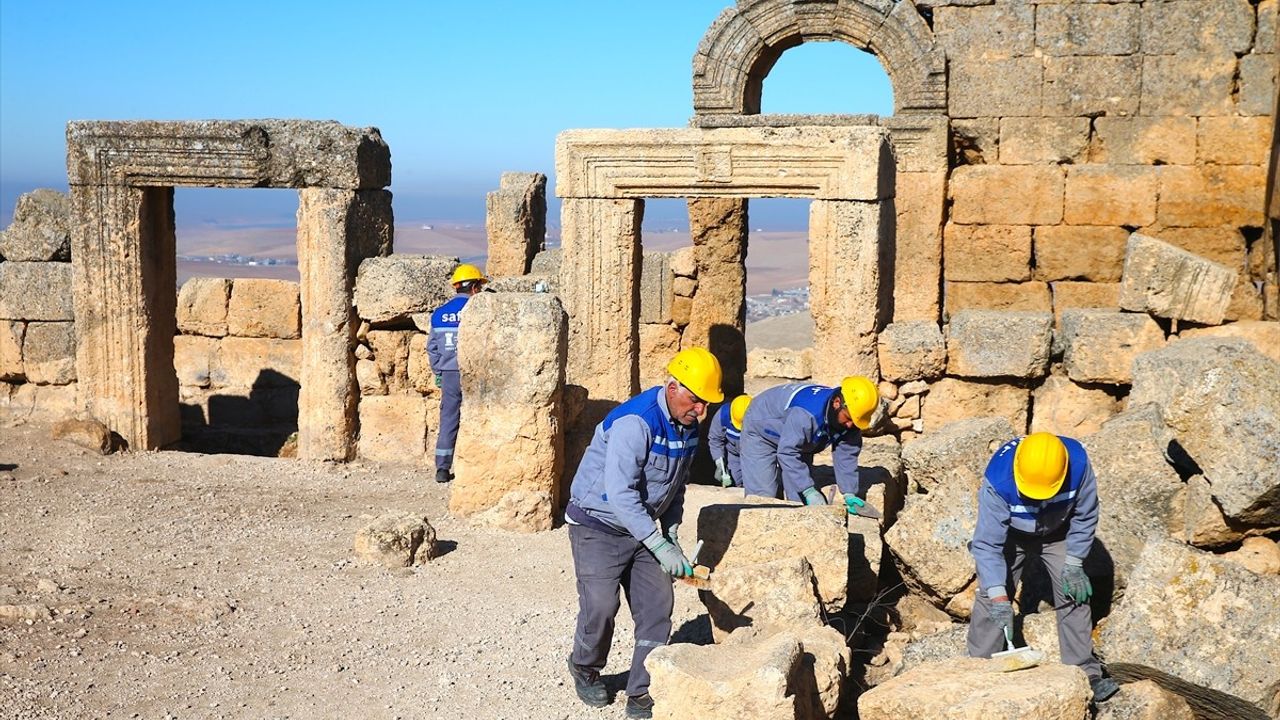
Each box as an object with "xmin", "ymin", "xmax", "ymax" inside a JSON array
[
  {"xmin": 601, "ymin": 415, "xmax": 661, "ymax": 542},
  {"xmin": 426, "ymin": 321, "xmax": 442, "ymax": 372},
  {"xmin": 777, "ymin": 409, "xmax": 818, "ymax": 498},
  {"xmin": 1065, "ymin": 460, "xmax": 1099, "ymax": 563},
  {"xmin": 658, "ymin": 477, "xmax": 686, "ymax": 536},
  {"xmin": 831, "ymin": 431, "xmax": 863, "ymax": 496},
  {"xmin": 706, "ymin": 410, "xmax": 727, "ymax": 461},
  {"xmin": 971, "ymin": 481, "xmax": 1013, "ymax": 598}
]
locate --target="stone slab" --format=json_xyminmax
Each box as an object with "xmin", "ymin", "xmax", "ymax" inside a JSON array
[
  {"xmin": 946, "ymin": 310, "xmax": 1053, "ymax": 379},
  {"xmin": 1119, "ymin": 233, "xmax": 1238, "ymax": 325},
  {"xmin": 0, "ymin": 262, "xmax": 73, "ymax": 321}
]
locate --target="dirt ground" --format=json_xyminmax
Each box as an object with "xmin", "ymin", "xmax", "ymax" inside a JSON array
[{"xmin": 0, "ymin": 422, "xmax": 728, "ymax": 720}]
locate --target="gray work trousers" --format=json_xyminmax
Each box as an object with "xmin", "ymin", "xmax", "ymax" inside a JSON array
[
  {"xmin": 739, "ymin": 430, "xmax": 808, "ymax": 501},
  {"xmin": 435, "ymin": 370, "xmax": 461, "ymax": 470},
  {"xmin": 569, "ymin": 523, "xmax": 674, "ymax": 698},
  {"xmin": 967, "ymin": 531, "xmax": 1102, "ymax": 680}
]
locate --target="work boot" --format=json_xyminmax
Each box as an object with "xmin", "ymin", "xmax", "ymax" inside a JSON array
[
  {"xmin": 566, "ymin": 657, "xmax": 608, "ymax": 708},
  {"xmin": 625, "ymin": 693, "xmax": 654, "ymax": 719},
  {"xmin": 434, "ymin": 468, "xmax": 452, "ymax": 484},
  {"xmin": 1090, "ymin": 676, "xmax": 1119, "ymax": 703}
]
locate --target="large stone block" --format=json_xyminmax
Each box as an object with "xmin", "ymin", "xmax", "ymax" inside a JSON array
[
  {"xmin": 884, "ymin": 478, "xmax": 979, "ymax": 603},
  {"xmin": 877, "ymin": 322, "xmax": 945, "ymax": 383},
  {"xmin": 892, "ymin": 171, "xmax": 945, "ymax": 322},
  {"xmin": 683, "ymin": 197, "xmax": 747, "ymax": 396},
  {"xmin": 1119, "ymin": 233, "xmax": 1238, "ymax": 325},
  {"xmin": 1043, "ymin": 55, "xmax": 1142, "ymax": 116},
  {"xmin": 639, "ymin": 251, "xmax": 673, "ymax": 324},
  {"xmin": 1197, "ymin": 116, "xmax": 1271, "ymax": 166},
  {"xmin": 357, "ymin": 394, "xmax": 428, "ymax": 463},
  {"xmin": 1178, "ymin": 320, "xmax": 1280, "ymax": 363},
  {"xmin": 808, "ymin": 199, "xmax": 889, "ymax": 384},
  {"xmin": 0, "ymin": 189, "xmax": 70, "ymax": 262},
  {"xmin": 354, "ymin": 255, "xmax": 458, "ymax": 324},
  {"xmin": 942, "ymin": 224, "xmax": 1031, "ymax": 282},
  {"xmin": 1140, "ymin": 0, "xmax": 1255, "ymax": 55},
  {"xmin": 173, "ymin": 335, "xmax": 214, "ymax": 388},
  {"xmin": 951, "ymin": 119, "xmax": 999, "ymax": 166},
  {"xmin": 1090, "ymin": 116, "xmax": 1197, "ymax": 166},
  {"xmin": 1259, "ymin": 0, "xmax": 1278, "ymax": 54},
  {"xmin": 1130, "ymin": 338, "xmax": 1280, "ymax": 527},
  {"xmin": 1034, "ymin": 226, "xmax": 1128, "ymax": 282},
  {"xmin": 1141, "ymin": 53, "xmax": 1237, "ymax": 116},
  {"xmin": 946, "ymin": 310, "xmax": 1052, "ymax": 379},
  {"xmin": 0, "ymin": 262, "xmax": 73, "ymax": 321},
  {"xmin": 484, "ymin": 172, "xmax": 546, "ymax": 279},
  {"xmin": 227, "ymin": 279, "xmax": 300, "ymax": 339},
  {"xmin": 949, "ymin": 166, "xmax": 1064, "ymax": 225},
  {"xmin": 1030, "ymin": 375, "xmax": 1118, "ymax": 438},
  {"xmin": 210, "ymin": 337, "xmax": 301, "ymax": 388},
  {"xmin": 934, "ymin": 3, "xmax": 1034, "ymax": 60},
  {"xmin": 1158, "ymin": 165, "xmax": 1266, "ymax": 227},
  {"xmin": 1238, "ymin": 53, "xmax": 1278, "ymax": 116},
  {"xmin": 945, "ymin": 281, "xmax": 1052, "ymax": 317},
  {"xmin": 746, "ymin": 347, "xmax": 811, "ymax": 380},
  {"xmin": 998, "ymin": 117, "xmax": 1089, "ymax": 165},
  {"xmin": 0, "ymin": 321, "xmax": 22, "ymax": 381},
  {"xmin": 859, "ymin": 658, "xmax": 1089, "ymax": 720},
  {"xmin": 647, "ymin": 631, "xmax": 802, "ymax": 720},
  {"xmin": 701, "ymin": 556, "xmax": 823, "ymax": 642},
  {"xmin": 901, "ymin": 416, "xmax": 1014, "ymax": 494},
  {"xmin": 638, "ymin": 323, "xmax": 682, "ymax": 388},
  {"xmin": 176, "ymin": 278, "xmax": 230, "ymax": 337},
  {"xmin": 22, "ymin": 321, "xmax": 76, "ymax": 385},
  {"xmin": 1141, "ymin": 226, "xmax": 1247, "ymax": 273},
  {"xmin": 1036, "ymin": 3, "xmax": 1140, "ymax": 56},
  {"xmin": 922, "ymin": 378, "xmax": 1029, "ymax": 434},
  {"xmin": 1060, "ymin": 309, "xmax": 1165, "ymax": 384},
  {"xmin": 1100, "ymin": 539, "xmax": 1280, "ymax": 719},
  {"xmin": 1050, "ymin": 282, "xmax": 1123, "ymax": 329},
  {"xmin": 1064, "ymin": 166, "xmax": 1158, "ymax": 227},
  {"xmin": 948, "ymin": 56, "xmax": 1042, "ymax": 118},
  {"xmin": 366, "ymin": 329, "xmax": 414, "ymax": 394}
]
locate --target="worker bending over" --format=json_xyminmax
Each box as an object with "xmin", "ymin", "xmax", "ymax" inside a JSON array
[{"xmin": 707, "ymin": 394, "xmax": 751, "ymax": 488}]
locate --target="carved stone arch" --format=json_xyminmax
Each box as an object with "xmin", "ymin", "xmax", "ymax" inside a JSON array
[{"xmin": 692, "ymin": 0, "xmax": 946, "ymax": 115}]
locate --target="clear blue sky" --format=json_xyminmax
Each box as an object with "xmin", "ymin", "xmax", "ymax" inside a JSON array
[{"xmin": 0, "ymin": 1, "xmax": 892, "ymax": 226}]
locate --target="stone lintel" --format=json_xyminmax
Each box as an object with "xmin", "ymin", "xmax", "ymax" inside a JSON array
[{"xmin": 555, "ymin": 126, "xmax": 893, "ymax": 201}]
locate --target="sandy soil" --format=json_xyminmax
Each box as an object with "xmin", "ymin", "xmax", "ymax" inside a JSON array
[{"xmin": 0, "ymin": 422, "xmax": 727, "ymax": 720}]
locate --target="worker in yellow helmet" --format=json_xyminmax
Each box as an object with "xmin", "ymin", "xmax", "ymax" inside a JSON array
[
  {"xmin": 426, "ymin": 263, "xmax": 487, "ymax": 483},
  {"xmin": 564, "ymin": 347, "xmax": 723, "ymax": 719},
  {"xmin": 738, "ymin": 376, "xmax": 878, "ymax": 514},
  {"xmin": 707, "ymin": 395, "xmax": 752, "ymax": 487},
  {"xmin": 968, "ymin": 432, "xmax": 1118, "ymax": 703}
]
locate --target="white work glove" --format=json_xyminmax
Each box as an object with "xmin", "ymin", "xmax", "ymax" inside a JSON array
[{"xmin": 714, "ymin": 457, "xmax": 732, "ymax": 487}]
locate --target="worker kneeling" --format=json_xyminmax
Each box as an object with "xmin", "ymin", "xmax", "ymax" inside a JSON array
[
  {"xmin": 564, "ymin": 347, "xmax": 723, "ymax": 719},
  {"xmin": 739, "ymin": 377, "xmax": 878, "ymax": 509},
  {"xmin": 968, "ymin": 432, "xmax": 1119, "ymax": 703}
]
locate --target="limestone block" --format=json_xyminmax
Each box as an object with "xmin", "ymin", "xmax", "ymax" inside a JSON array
[
  {"xmin": 638, "ymin": 323, "xmax": 682, "ymax": 388},
  {"xmin": 883, "ymin": 479, "xmax": 978, "ymax": 604},
  {"xmin": 21, "ymin": 383, "xmax": 79, "ymax": 424},
  {"xmin": 173, "ymin": 335, "xmax": 214, "ymax": 388},
  {"xmin": 1060, "ymin": 309, "xmax": 1164, "ymax": 384},
  {"xmin": 0, "ymin": 189, "xmax": 70, "ymax": 262},
  {"xmin": 1140, "ymin": 0, "xmax": 1255, "ymax": 55},
  {"xmin": 646, "ymin": 632, "xmax": 800, "ymax": 720},
  {"xmin": 51, "ymin": 418, "xmax": 114, "ymax": 455},
  {"xmin": 946, "ymin": 311, "xmax": 1052, "ymax": 379},
  {"xmin": 1130, "ymin": 338, "xmax": 1280, "ymax": 526},
  {"xmin": 530, "ymin": 247, "xmax": 561, "ymax": 276},
  {"xmin": 1090, "ymin": 116, "xmax": 1197, "ymax": 166},
  {"xmin": 353, "ymin": 255, "xmax": 458, "ymax": 324},
  {"xmin": 469, "ymin": 490, "xmax": 554, "ymax": 534},
  {"xmin": 1171, "ymin": 475, "xmax": 1270, "ymax": 548},
  {"xmin": 727, "ymin": 625, "xmax": 850, "ymax": 719},
  {"xmin": 1095, "ymin": 680, "xmax": 1196, "ymax": 720},
  {"xmin": 1140, "ymin": 226, "xmax": 1247, "ymax": 273},
  {"xmin": 1034, "ymin": 226, "xmax": 1128, "ymax": 282},
  {"xmin": 1179, "ymin": 321, "xmax": 1280, "ymax": 363},
  {"xmin": 934, "ymin": 3, "xmax": 1034, "ymax": 60},
  {"xmin": 696, "ymin": 504, "xmax": 848, "ymax": 612},
  {"xmin": 210, "ymin": 337, "xmax": 302, "ymax": 388},
  {"xmin": 860, "ymin": 658, "xmax": 1089, "ymax": 720},
  {"xmin": 1238, "ymin": 53, "xmax": 1278, "ymax": 116},
  {"xmin": 176, "ymin": 278, "xmax": 231, "ymax": 337},
  {"xmin": 684, "ymin": 197, "xmax": 747, "ymax": 394},
  {"xmin": 451, "ymin": 294, "xmax": 566, "ymax": 526},
  {"xmin": 901, "ymin": 416, "xmax": 1014, "ymax": 494},
  {"xmin": 357, "ymin": 394, "xmax": 428, "ymax": 463},
  {"xmin": 1259, "ymin": 0, "xmax": 1277, "ymax": 54},
  {"xmin": 1030, "ymin": 376, "xmax": 1118, "ymax": 437},
  {"xmin": 702, "ymin": 556, "xmax": 823, "ymax": 642},
  {"xmin": 226, "ymin": 279, "xmax": 300, "ymax": 339},
  {"xmin": 1043, "ymin": 55, "xmax": 1141, "ymax": 116},
  {"xmin": 484, "ymin": 172, "xmax": 546, "ymax": 279},
  {"xmin": 921, "ymin": 378, "xmax": 1029, "ymax": 435},
  {"xmin": 0, "ymin": 262, "xmax": 73, "ymax": 321},
  {"xmin": 949, "ymin": 166, "xmax": 1063, "ymax": 225},
  {"xmin": 1065, "ymin": 166, "xmax": 1158, "ymax": 227},
  {"xmin": 948, "ymin": 56, "xmax": 1042, "ymax": 118},
  {"xmin": 1119, "ymin": 233, "xmax": 1238, "ymax": 325},
  {"xmin": 1225, "ymin": 537, "xmax": 1280, "ymax": 575},
  {"xmin": 998, "ymin": 117, "xmax": 1089, "ymax": 165},
  {"xmin": 942, "ymin": 224, "xmax": 1031, "ymax": 282},
  {"xmin": 1141, "ymin": 53, "xmax": 1236, "ymax": 116},
  {"xmin": 1100, "ymin": 538, "xmax": 1280, "ymax": 718},
  {"xmin": 1049, "ymin": 282, "xmax": 1121, "ymax": 331},
  {"xmin": 808, "ymin": 199, "xmax": 888, "ymax": 383},
  {"xmin": 1158, "ymin": 165, "xmax": 1266, "ymax": 227},
  {"xmin": 669, "ymin": 246, "xmax": 696, "ymax": 278},
  {"xmin": 352, "ymin": 513, "xmax": 437, "ymax": 568},
  {"xmin": 951, "ymin": 119, "xmax": 999, "ymax": 166},
  {"xmin": 892, "ymin": 625, "xmax": 968, "ymax": 679},
  {"xmin": 945, "ymin": 281, "xmax": 1051, "ymax": 316},
  {"xmin": 746, "ymin": 347, "xmax": 811, "ymax": 380},
  {"xmin": 860, "ymin": 435, "xmax": 906, "ymax": 527},
  {"xmin": 671, "ymin": 277, "xmax": 694, "ymax": 298},
  {"xmin": 356, "ymin": 358, "xmax": 385, "ymax": 396},
  {"xmin": 1036, "ymin": 3, "xmax": 1139, "ymax": 56},
  {"xmin": 639, "ymin": 251, "xmax": 673, "ymax": 324},
  {"xmin": 892, "ymin": 170, "xmax": 945, "ymax": 322},
  {"xmin": 21, "ymin": 322, "xmax": 75, "ymax": 385},
  {"xmin": 1, "ymin": 321, "xmax": 22, "ymax": 381},
  {"xmin": 670, "ymin": 296, "xmax": 692, "ymax": 328},
  {"xmin": 366, "ymin": 330, "xmax": 413, "ymax": 394},
  {"xmin": 404, "ymin": 334, "xmax": 435, "ymax": 393},
  {"xmin": 1225, "ymin": 281, "xmax": 1265, "ymax": 322},
  {"xmin": 1197, "ymin": 116, "xmax": 1271, "ymax": 165},
  {"xmin": 877, "ymin": 322, "xmax": 945, "ymax": 383}
]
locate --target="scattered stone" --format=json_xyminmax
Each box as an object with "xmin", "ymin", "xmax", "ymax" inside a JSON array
[
  {"xmin": 883, "ymin": 478, "xmax": 978, "ymax": 606},
  {"xmin": 860, "ymin": 657, "xmax": 1090, "ymax": 720},
  {"xmin": 0, "ymin": 189, "xmax": 71, "ymax": 262},
  {"xmin": 702, "ymin": 556, "xmax": 823, "ymax": 642},
  {"xmin": 1171, "ymin": 475, "xmax": 1258, "ymax": 549},
  {"xmin": 901, "ymin": 416, "xmax": 1014, "ymax": 494},
  {"xmin": 0, "ymin": 604, "xmax": 52, "ymax": 622},
  {"xmin": 1095, "ymin": 680, "xmax": 1196, "ymax": 720},
  {"xmin": 725, "ymin": 624, "xmax": 850, "ymax": 719},
  {"xmin": 946, "ymin": 310, "xmax": 1053, "ymax": 379},
  {"xmin": 746, "ymin": 347, "xmax": 812, "ymax": 379},
  {"xmin": 51, "ymin": 418, "xmax": 114, "ymax": 455},
  {"xmin": 352, "ymin": 513, "xmax": 437, "ymax": 568},
  {"xmin": 1030, "ymin": 375, "xmax": 1119, "ymax": 437},
  {"xmin": 1223, "ymin": 537, "xmax": 1280, "ymax": 575},
  {"xmin": 1119, "ymin": 233, "xmax": 1237, "ymax": 325},
  {"xmin": 877, "ymin": 322, "xmax": 946, "ymax": 382},
  {"xmin": 1060, "ymin": 309, "xmax": 1164, "ymax": 384},
  {"xmin": 355, "ymin": 255, "xmax": 459, "ymax": 324}
]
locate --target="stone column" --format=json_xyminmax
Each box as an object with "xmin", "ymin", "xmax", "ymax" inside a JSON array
[
  {"xmin": 684, "ymin": 197, "xmax": 747, "ymax": 399},
  {"xmin": 296, "ymin": 189, "xmax": 393, "ymax": 461},
  {"xmin": 450, "ymin": 293, "xmax": 566, "ymax": 532},
  {"xmin": 886, "ymin": 116, "xmax": 949, "ymax": 324},
  {"xmin": 809, "ymin": 199, "xmax": 889, "ymax": 384},
  {"xmin": 485, "ymin": 172, "xmax": 547, "ymax": 279},
  {"xmin": 70, "ymin": 185, "xmax": 178, "ymax": 450}
]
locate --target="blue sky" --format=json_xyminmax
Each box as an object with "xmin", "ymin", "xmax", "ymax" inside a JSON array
[{"xmin": 0, "ymin": 1, "xmax": 893, "ymax": 226}]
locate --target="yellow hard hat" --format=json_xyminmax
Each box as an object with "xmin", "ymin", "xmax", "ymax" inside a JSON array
[
  {"xmin": 667, "ymin": 347, "xmax": 724, "ymax": 404},
  {"xmin": 729, "ymin": 394, "xmax": 752, "ymax": 430},
  {"xmin": 450, "ymin": 263, "xmax": 487, "ymax": 285},
  {"xmin": 839, "ymin": 376, "xmax": 878, "ymax": 430},
  {"xmin": 1013, "ymin": 433, "xmax": 1068, "ymax": 500}
]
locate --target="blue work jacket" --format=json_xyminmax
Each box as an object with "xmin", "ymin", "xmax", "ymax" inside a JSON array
[
  {"xmin": 426, "ymin": 293, "xmax": 470, "ymax": 372},
  {"xmin": 743, "ymin": 382, "xmax": 863, "ymax": 497}
]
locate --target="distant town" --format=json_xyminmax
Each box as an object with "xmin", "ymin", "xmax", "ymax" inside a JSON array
[
  {"xmin": 746, "ymin": 286, "xmax": 809, "ymax": 323},
  {"xmin": 177, "ymin": 253, "xmax": 297, "ymax": 267}
]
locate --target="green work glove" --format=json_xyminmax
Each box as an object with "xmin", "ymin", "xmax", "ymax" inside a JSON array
[
  {"xmin": 643, "ymin": 530, "xmax": 691, "ymax": 578},
  {"xmin": 800, "ymin": 487, "xmax": 828, "ymax": 506},
  {"xmin": 714, "ymin": 457, "xmax": 732, "ymax": 487},
  {"xmin": 1060, "ymin": 559, "xmax": 1093, "ymax": 604},
  {"xmin": 433, "ymin": 373, "xmax": 442, "ymax": 388},
  {"xmin": 988, "ymin": 595, "xmax": 1014, "ymax": 632},
  {"xmin": 665, "ymin": 522, "xmax": 684, "ymax": 557},
  {"xmin": 844, "ymin": 494, "xmax": 866, "ymax": 515}
]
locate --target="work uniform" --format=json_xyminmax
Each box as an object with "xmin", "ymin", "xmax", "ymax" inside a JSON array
[
  {"xmin": 565, "ymin": 386, "xmax": 698, "ymax": 699},
  {"xmin": 706, "ymin": 403, "xmax": 743, "ymax": 487},
  {"xmin": 739, "ymin": 383, "xmax": 863, "ymax": 501},
  {"xmin": 967, "ymin": 435, "xmax": 1103, "ymax": 681},
  {"xmin": 426, "ymin": 293, "xmax": 470, "ymax": 473}
]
